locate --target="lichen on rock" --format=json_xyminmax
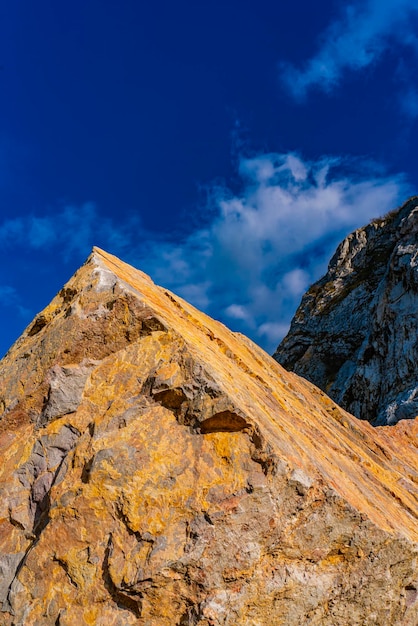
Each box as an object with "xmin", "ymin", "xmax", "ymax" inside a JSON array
[{"xmin": 0, "ymin": 247, "xmax": 417, "ymax": 625}]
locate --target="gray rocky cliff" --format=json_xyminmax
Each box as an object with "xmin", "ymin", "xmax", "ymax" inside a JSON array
[{"xmin": 274, "ymin": 196, "xmax": 418, "ymax": 425}]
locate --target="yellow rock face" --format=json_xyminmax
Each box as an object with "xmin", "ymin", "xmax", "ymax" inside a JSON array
[{"xmin": 0, "ymin": 247, "xmax": 417, "ymax": 625}]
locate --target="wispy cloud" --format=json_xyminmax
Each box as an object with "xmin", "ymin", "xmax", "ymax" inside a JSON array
[
  {"xmin": 0, "ymin": 154, "xmax": 410, "ymax": 353},
  {"xmin": 137, "ymin": 153, "xmax": 409, "ymax": 352},
  {"xmin": 0, "ymin": 285, "xmax": 18, "ymax": 300},
  {"xmin": 281, "ymin": 0, "xmax": 418, "ymax": 102},
  {"xmin": 0, "ymin": 203, "xmax": 142, "ymax": 261},
  {"xmin": 0, "ymin": 285, "xmax": 31, "ymax": 318}
]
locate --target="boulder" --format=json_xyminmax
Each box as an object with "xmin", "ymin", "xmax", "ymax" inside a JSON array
[{"xmin": 0, "ymin": 247, "xmax": 417, "ymax": 625}]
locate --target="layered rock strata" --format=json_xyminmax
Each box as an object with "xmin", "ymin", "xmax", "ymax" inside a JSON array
[
  {"xmin": 275, "ymin": 196, "xmax": 418, "ymax": 425},
  {"xmin": 0, "ymin": 247, "xmax": 417, "ymax": 625}
]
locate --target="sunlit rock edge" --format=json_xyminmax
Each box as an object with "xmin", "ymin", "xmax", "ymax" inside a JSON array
[{"xmin": 0, "ymin": 247, "xmax": 416, "ymax": 625}]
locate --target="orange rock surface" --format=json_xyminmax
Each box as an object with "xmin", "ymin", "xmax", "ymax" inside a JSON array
[{"xmin": 0, "ymin": 247, "xmax": 417, "ymax": 625}]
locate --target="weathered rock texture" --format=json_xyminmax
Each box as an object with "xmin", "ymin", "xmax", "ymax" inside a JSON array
[
  {"xmin": 0, "ymin": 247, "xmax": 417, "ymax": 625},
  {"xmin": 275, "ymin": 196, "xmax": 418, "ymax": 426}
]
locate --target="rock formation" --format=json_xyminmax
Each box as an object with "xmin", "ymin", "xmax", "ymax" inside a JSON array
[
  {"xmin": 0, "ymin": 247, "xmax": 417, "ymax": 625},
  {"xmin": 275, "ymin": 196, "xmax": 418, "ymax": 426}
]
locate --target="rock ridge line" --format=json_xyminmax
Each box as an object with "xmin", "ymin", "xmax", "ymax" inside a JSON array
[{"xmin": 0, "ymin": 247, "xmax": 416, "ymax": 625}]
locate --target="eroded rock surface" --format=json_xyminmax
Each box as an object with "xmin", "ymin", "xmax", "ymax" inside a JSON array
[
  {"xmin": 0, "ymin": 247, "xmax": 417, "ymax": 625},
  {"xmin": 275, "ymin": 196, "xmax": 418, "ymax": 425}
]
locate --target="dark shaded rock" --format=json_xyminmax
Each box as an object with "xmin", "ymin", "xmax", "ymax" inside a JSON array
[{"xmin": 275, "ymin": 196, "xmax": 418, "ymax": 425}]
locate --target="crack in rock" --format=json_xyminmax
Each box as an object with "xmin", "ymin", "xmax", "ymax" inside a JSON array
[{"xmin": 1, "ymin": 425, "xmax": 81, "ymax": 613}]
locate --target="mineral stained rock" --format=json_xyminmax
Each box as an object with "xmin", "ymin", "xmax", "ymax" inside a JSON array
[
  {"xmin": 275, "ymin": 196, "xmax": 418, "ymax": 425},
  {"xmin": 0, "ymin": 247, "xmax": 417, "ymax": 625}
]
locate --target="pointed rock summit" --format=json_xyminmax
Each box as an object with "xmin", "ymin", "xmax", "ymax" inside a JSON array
[
  {"xmin": 0, "ymin": 247, "xmax": 417, "ymax": 625},
  {"xmin": 275, "ymin": 196, "xmax": 418, "ymax": 426}
]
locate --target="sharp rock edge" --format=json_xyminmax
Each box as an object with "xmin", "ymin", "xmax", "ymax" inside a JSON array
[
  {"xmin": 275, "ymin": 196, "xmax": 418, "ymax": 426},
  {"xmin": 0, "ymin": 246, "xmax": 417, "ymax": 625}
]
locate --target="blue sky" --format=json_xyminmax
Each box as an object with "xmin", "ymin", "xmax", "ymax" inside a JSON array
[{"xmin": 1, "ymin": 0, "xmax": 417, "ymax": 356}]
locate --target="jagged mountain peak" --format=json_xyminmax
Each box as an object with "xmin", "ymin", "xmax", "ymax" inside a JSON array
[{"xmin": 0, "ymin": 247, "xmax": 417, "ymax": 625}]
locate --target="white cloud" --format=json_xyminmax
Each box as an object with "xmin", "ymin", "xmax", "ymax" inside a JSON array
[
  {"xmin": 258, "ymin": 322, "xmax": 291, "ymax": 345},
  {"xmin": 136, "ymin": 152, "xmax": 409, "ymax": 353},
  {"xmin": 282, "ymin": 269, "xmax": 310, "ymax": 297},
  {"xmin": 0, "ymin": 152, "xmax": 410, "ymax": 354},
  {"xmin": 225, "ymin": 304, "xmax": 254, "ymax": 324},
  {"xmin": 281, "ymin": 0, "xmax": 418, "ymax": 101}
]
